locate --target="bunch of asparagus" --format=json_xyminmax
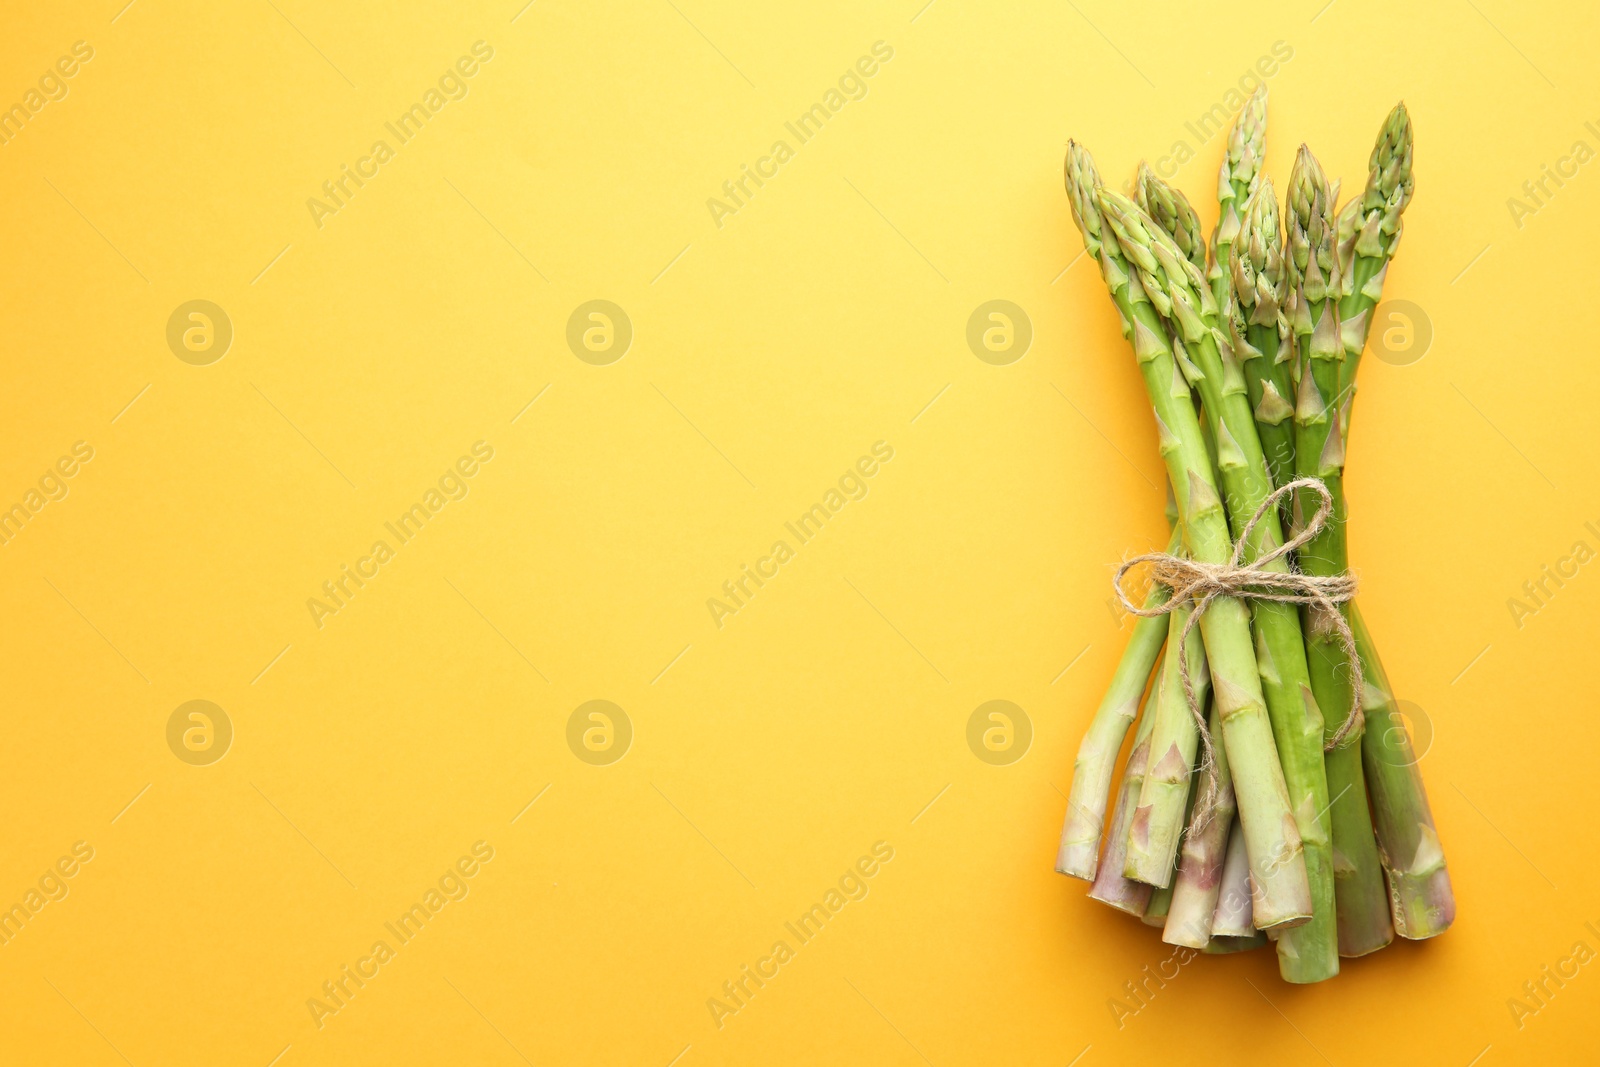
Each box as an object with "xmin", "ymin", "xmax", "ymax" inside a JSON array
[{"xmin": 1055, "ymin": 90, "xmax": 1454, "ymax": 983}]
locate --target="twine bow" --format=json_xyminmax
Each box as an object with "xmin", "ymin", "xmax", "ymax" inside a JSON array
[{"xmin": 1112, "ymin": 477, "xmax": 1361, "ymax": 830}]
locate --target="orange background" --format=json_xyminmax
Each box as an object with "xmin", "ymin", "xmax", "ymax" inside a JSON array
[{"xmin": 0, "ymin": 1, "xmax": 1595, "ymax": 1064}]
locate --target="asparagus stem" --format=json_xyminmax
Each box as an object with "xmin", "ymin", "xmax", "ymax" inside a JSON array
[
  {"xmin": 1108, "ymin": 170, "xmax": 1335, "ymax": 977},
  {"xmin": 1125, "ymin": 595, "xmax": 1209, "ymax": 885},
  {"xmin": 1143, "ymin": 879, "xmax": 1175, "ymax": 927},
  {"xmin": 1229, "ymin": 181, "xmax": 1298, "ymax": 493},
  {"xmin": 1144, "ymin": 754, "xmax": 1201, "ymax": 924},
  {"xmin": 1321, "ymin": 730, "xmax": 1391, "ymax": 954},
  {"xmin": 1203, "ymin": 930, "xmax": 1269, "ymax": 954},
  {"xmin": 1088, "ymin": 629, "xmax": 1169, "ymax": 915},
  {"xmin": 1163, "ymin": 695, "xmax": 1234, "ymax": 948},
  {"xmin": 1352, "ymin": 604, "xmax": 1456, "ymax": 938},
  {"xmin": 1066, "ymin": 144, "xmax": 1311, "ymax": 930},
  {"xmin": 1210, "ymin": 815, "xmax": 1255, "ymax": 938},
  {"xmin": 1329, "ymin": 104, "xmax": 1456, "ymax": 937},
  {"xmin": 1286, "ymin": 146, "xmax": 1394, "ymax": 958},
  {"xmin": 1058, "ymin": 524, "xmax": 1184, "ymax": 879}
]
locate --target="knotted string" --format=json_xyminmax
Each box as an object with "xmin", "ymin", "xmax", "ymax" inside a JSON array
[{"xmin": 1112, "ymin": 477, "xmax": 1361, "ymax": 831}]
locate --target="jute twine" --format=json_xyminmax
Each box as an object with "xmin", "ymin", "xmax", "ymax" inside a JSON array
[{"xmin": 1112, "ymin": 477, "xmax": 1361, "ymax": 831}]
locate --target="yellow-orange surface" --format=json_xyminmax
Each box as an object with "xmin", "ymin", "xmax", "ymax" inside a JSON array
[{"xmin": 0, "ymin": 2, "xmax": 1594, "ymax": 1064}]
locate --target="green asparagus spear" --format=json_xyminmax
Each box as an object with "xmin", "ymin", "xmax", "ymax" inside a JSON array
[
  {"xmin": 1137, "ymin": 162, "xmax": 1206, "ymax": 274},
  {"xmin": 1229, "ymin": 181, "xmax": 1297, "ymax": 493},
  {"xmin": 1285, "ymin": 145, "xmax": 1394, "ymax": 958},
  {"xmin": 1208, "ymin": 85, "xmax": 1267, "ymax": 309},
  {"xmin": 1337, "ymin": 103, "xmax": 1415, "ymax": 404},
  {"xmin": 1329, "ymin": 104, "xmax": 1454, "ymax": 939}
]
